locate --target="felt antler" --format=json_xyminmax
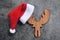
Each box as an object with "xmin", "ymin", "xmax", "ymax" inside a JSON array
[
  {"xmin": 28, "ymin": 9, "xmax": 50, "ymax": 37},
  {"xmin": 28, "ymin": 15, "xmax": 37, "ymax": 25},
  {"xmin": 39, "ymin": 9, "xmax": 50, "ymax": 24}
]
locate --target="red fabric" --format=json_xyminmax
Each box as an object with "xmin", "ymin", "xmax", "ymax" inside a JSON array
[{"xmin": 8, "ymin": 3, "xmax": 27, "ymax": 30}]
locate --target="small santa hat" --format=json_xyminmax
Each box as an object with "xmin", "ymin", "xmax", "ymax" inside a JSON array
[{"xmin": 8, "ymin": 3, "xmax": 35, "ymax": 34}]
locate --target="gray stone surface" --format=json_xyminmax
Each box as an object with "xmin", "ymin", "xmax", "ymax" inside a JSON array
[{"xmin": 0, "ymin": 0, "xmax": 60, "ymax": 40}]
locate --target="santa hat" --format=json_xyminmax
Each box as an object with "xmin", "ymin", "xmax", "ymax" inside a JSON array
[{"xmin": 8, "ymin": 3, "xmax": 35, "ymax": 34}]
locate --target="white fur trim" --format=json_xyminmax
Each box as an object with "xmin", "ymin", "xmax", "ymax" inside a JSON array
[
  {"xmin": 20, "ymin": 4, "xmax": 35, "ymax": 24},
  {"xmin": 10, "ymin": 29, "xmax": 16, "ymax": 34}
]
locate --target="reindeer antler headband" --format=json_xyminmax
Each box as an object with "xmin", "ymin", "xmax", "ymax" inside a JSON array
[{"xmin": 28, "ymin": 9, "xmax": 50, "ymax": 37}]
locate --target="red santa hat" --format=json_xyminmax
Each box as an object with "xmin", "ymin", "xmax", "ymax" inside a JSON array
[{"xmin": 8, "ymin": 3, "xmax": 35, "ymax": 34}]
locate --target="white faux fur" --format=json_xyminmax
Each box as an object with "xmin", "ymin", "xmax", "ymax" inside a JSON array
[{"xmin": 20, "ymin": 4, "xmax": 35, "ymax": 24}]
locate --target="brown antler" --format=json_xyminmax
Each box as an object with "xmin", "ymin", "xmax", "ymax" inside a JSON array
[
  {"xmin": 28, "ymin": 15, "xmax": 37, "ymax": 27},
  {"xmin": 39, "ymin": 9, "xmax": 50, "ymax": 24},
  {"xmin": 28, "ymin": 9, "xmax": 50, "ymax": 37}
]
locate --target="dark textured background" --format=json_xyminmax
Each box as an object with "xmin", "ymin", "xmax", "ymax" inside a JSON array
[{"xmin": 0, "ymin": 0, "xmax": 60, "ymax": 40}]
